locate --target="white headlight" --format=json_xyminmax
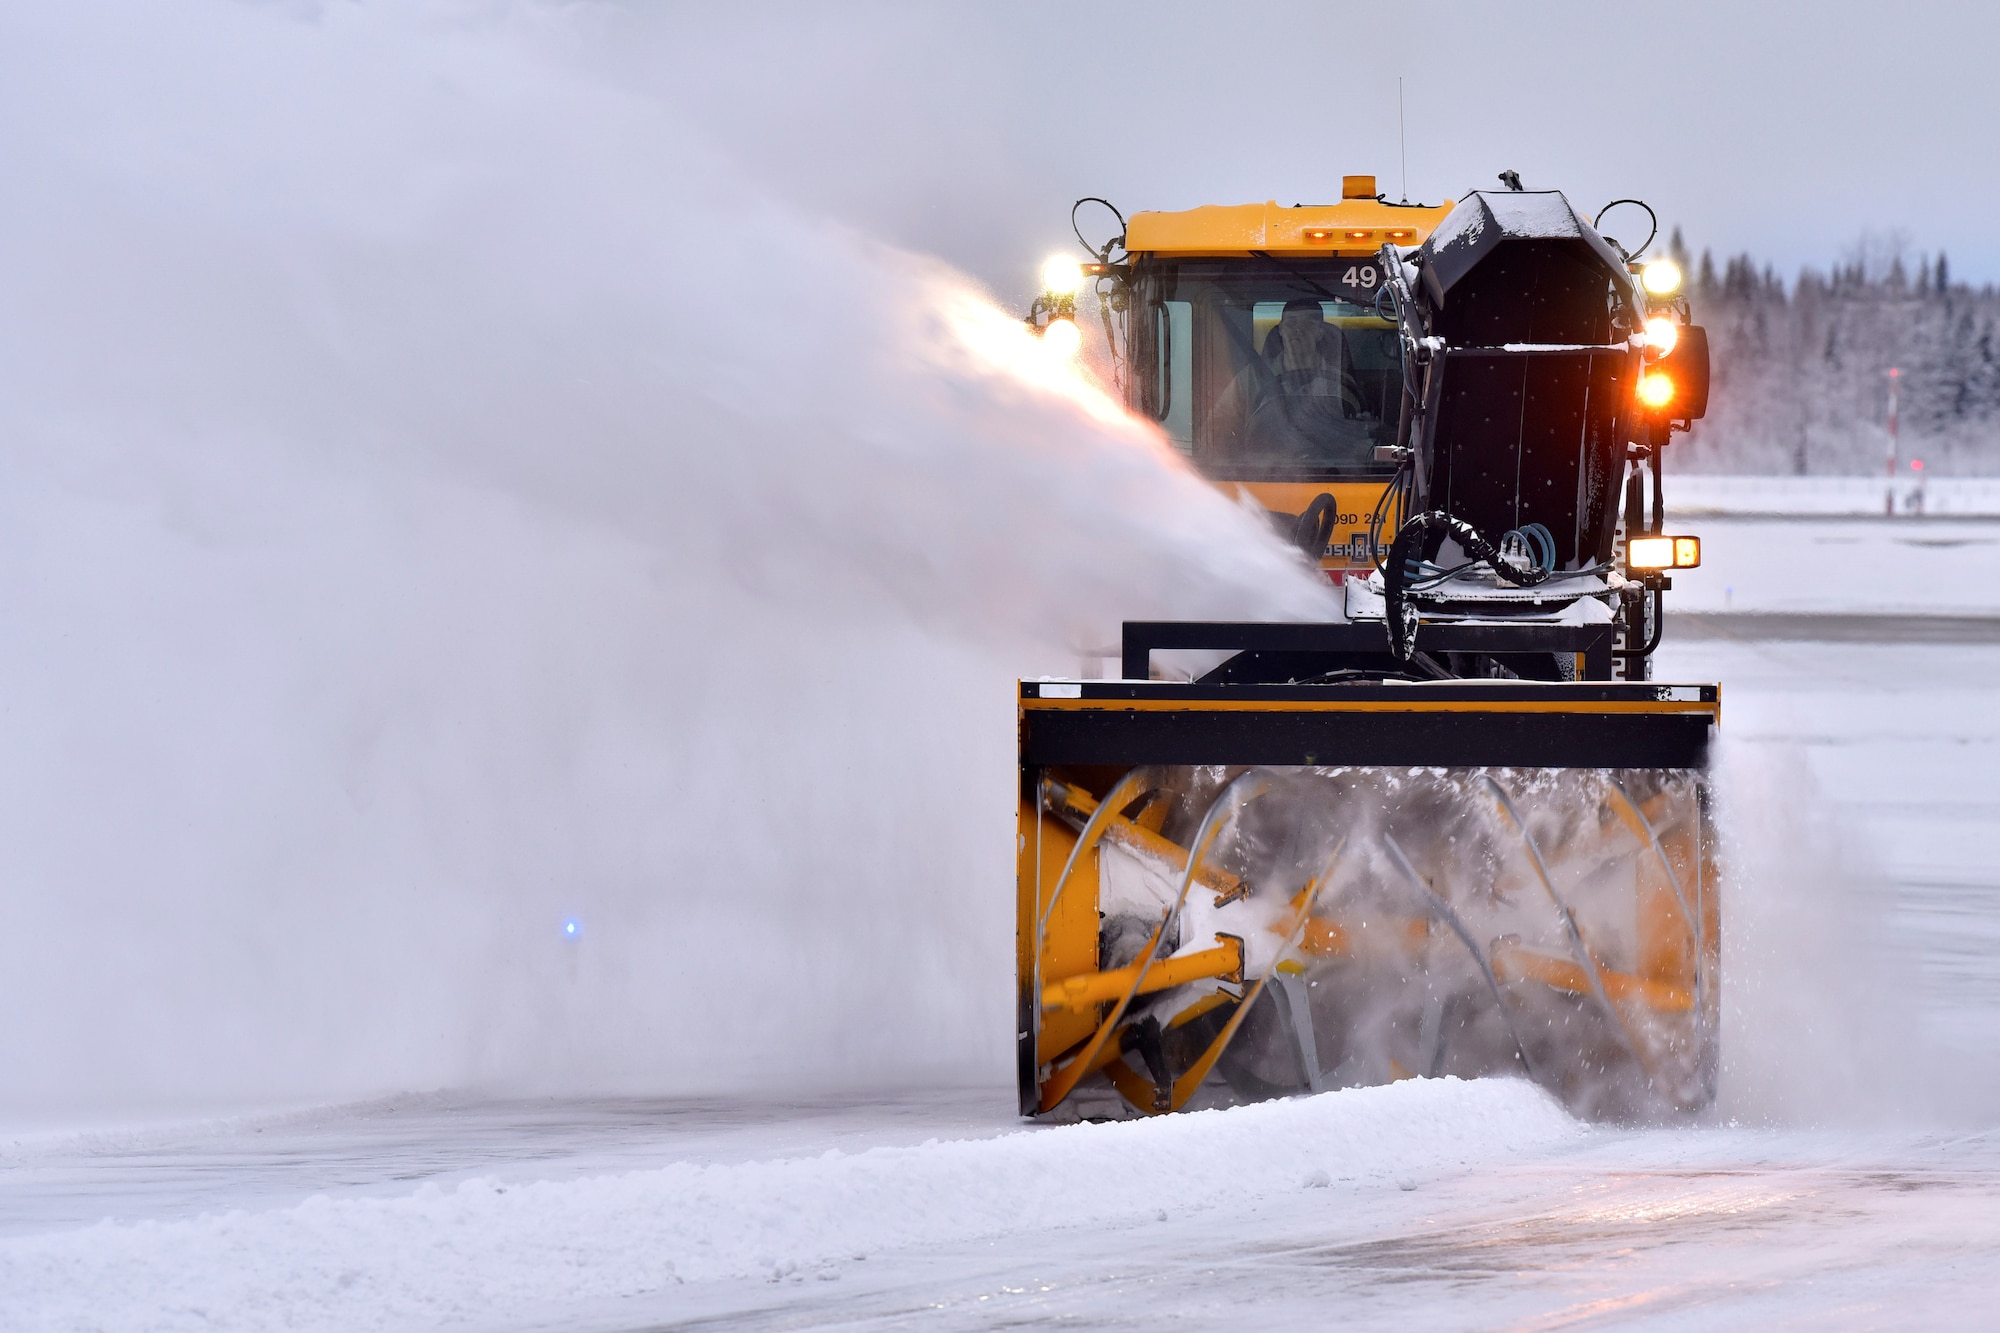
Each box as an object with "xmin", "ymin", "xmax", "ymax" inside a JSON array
[
  {"xmin": 1042, "ymin": 316, "xmax": 1082, "ymax": 356},
  {"xmin": 1042, "ymin": 257, "xmax": 1083, "ymax": 296},
  {"xmin": 1641, "ymin": 259, "xmax": 1683, "ymax": 296}
]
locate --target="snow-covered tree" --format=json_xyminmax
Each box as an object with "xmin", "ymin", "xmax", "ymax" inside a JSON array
[{"xmin": 1670, "ymin": 240, "xmax": 2000, "ymax": 475}]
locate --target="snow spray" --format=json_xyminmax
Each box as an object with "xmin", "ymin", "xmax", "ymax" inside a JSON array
[
  {"xmin": 1710, "ymin": 737, "xmax": 1949, "ymax": 1126},
  {"xmin": 0, "ymin": 3, "xmax": 1333, "ymax": 1115}
]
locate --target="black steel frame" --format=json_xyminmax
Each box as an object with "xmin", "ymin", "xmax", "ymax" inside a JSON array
[{"xmin": 1119, "ymin": 620, "xmax": 1616, "ymax": 683}]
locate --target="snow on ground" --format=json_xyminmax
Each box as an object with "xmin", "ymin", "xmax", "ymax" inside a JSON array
[
  {"xmin": 1666, "ymin": 474, "xmax": 2000, "ymax": 615},
  {"xmin": 8, "ymin": 1078, "xmax": 1997, "ymax": 1329},
  {"xmin": 1662, "ymin": 516, "xmax": 2000, "ymax": 615},
  {"xmin": 2, "ymin": 1081, "xmax": 1577, "ymax": 1331},
  {"xmin": 6, "ymin": 514, "xmax": 2000, "ymax": 1330}
]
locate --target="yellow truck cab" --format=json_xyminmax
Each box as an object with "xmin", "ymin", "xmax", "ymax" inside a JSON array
[{"xmin": 1118, "ymin": 176, "xmax": 1453, "ymax": 580}]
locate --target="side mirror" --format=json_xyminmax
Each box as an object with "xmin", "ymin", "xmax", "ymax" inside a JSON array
[{"xmin": 1659, "ymin": 324, "xmax": 1709, "ymax": 421}]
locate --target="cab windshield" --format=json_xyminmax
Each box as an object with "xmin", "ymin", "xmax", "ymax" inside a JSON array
[{"xmin": 1135, "ymin": 259, "xmax": 1403, "ymax": 481}]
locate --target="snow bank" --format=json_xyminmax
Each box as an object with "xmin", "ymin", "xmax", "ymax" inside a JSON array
[
  {"xmin": 1668, "ymin": 473, "xmax": 2000, "ymax": 517},
  {"xmin": 0, "ymin": 1079, "xmax": 1574, "ymax": 1332}
]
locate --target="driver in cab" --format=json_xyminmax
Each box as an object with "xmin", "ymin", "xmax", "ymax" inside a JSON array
[{"xmin": 1210, "ymin": 297, "xmax": 1373, "ymax": 467}]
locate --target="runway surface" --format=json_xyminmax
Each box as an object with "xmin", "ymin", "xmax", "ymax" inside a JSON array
[{"xmin": 7, "ymin": 518, "xmax": 2000, "ymax": 1330}]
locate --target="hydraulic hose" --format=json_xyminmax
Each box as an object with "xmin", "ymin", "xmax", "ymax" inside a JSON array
[
  {"xmin": 1382, "ymin": 511, "xmax": 1554, "ymax": 661},
  {"xmin": 1294, "ymin": 492, "xmax": 1337, "ymax": 559}
]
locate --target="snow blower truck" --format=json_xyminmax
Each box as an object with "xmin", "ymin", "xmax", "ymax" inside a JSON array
[{"xmin": 1018, "ymin": 175, "xmax": 1717, "ymax": 1121}]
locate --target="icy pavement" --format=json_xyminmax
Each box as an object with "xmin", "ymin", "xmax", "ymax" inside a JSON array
[
  {"xmin": 1662, "ymin": 514, "xmax": 2000, "ymax": 616},
  {"xmin": 3, "ymin": 1081, "xmax": 1588, "ymax": 1330},
  {"xmin": 0, "ymin": 1091, "xmax": 1016, "ymax": 1242},
  {"xmin": 5, "ymin": 1082, "xmax": 1997, "ymax": 1330},
  {"xmin": 626, "ymin": 1123, "xmax": 2000, "ymax": 1331},
  {"xmin": 7, "ymin": 521, "xmax": 2000, "ymax": 1329}
]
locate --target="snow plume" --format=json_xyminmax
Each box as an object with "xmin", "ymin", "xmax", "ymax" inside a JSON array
[
  {"xmin": 1712, "ymin": 739, "xmax": 1937, "ymax": 1126},
  {"xmin": 0, "ymin": 4, "xmax": 1333, "ymax": 1115}
]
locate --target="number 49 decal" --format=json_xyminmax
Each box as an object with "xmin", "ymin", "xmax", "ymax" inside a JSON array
[{"xmin": 1341, "ymin": 265, "xmax": 1380, "ymax": 288}]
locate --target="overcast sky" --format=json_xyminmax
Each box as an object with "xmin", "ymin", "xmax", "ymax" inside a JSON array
[{"xmin": 603, "ymin": 0, "xmax": 2000, "ymax": 301}]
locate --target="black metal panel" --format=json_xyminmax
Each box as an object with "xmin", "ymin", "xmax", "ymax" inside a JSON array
[
  {"xmin": 1424, "ymin": 348, "xmax": 1633, "ymax": 570},
  {"xmin": 1016, "ymin": 987, "xmax": 1038, "ymax": 1117},
  {"xmin": 1430, "ymin": 241, "xmax": 1622, "ymax": 347},
  {"xmin": 1021, "ymin": 707, "xmax": 1711, "ymax": 770},
  {"xmin": 1516, "ymin": 355, "xmax": 1591, "ymax": 565},
  {"xmin": 1432, "ymin": 354, "xmax": 1527, "ymax": 542},
  {"xmin": 1584, "ymin": 352, "xmax": 1633, "ymax": 563},
  {"xmin": 1659, "ymin": 324, "xmax": 1711, "ymax": 420},
  {"xmin": 1036, "ymin": 677, "xmax": 1715, "ymax": 704},
  {"xmin": 1417, "ymin": 193, "xmax": 1632, "ymax": 348},
  {"xmin": 1120, "ymin": 620, "xmax": 1616, "ymax": 681}
]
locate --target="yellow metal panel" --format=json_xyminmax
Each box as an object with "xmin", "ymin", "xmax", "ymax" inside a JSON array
[
  {"xmin": 1020, "ymin": 798, "xmax": 1101, "ymax": 1064},
  {"xmin": 1102, "ymin": 1054, "xmax": 1162, "ymax": 1115},
  {"xmin": 1040, "ymin": 935, "xmax": 1243, "ymax": 1013},
  {"xmin": 1634, "ymin": 794, "xmax": 1698, "ymax": 993},
  {"xmin": 1492, "ymin": 941, "xmax": 1694, "ymax": 1013},
  {"xmin": 1125, "ymin": 199, "xmax": 1454, "ymax": 257},
  {"xmin": 1222, "ymin": 479, "xmax": 1401, "ymax": 572},
  {"xmin": 1022, "ymin": 696, "xmax": 1723, "ymax": 720},
  {"xmin": 1043, "ymin": 775, "xmax": 1240, "ymax": 900}
]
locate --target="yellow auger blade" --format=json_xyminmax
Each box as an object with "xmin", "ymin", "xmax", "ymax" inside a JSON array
[{"xmin": 1017, "ymin": 677, "xmax": 1720, "ymax": 1122}]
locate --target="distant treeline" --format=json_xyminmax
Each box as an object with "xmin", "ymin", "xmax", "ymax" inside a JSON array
[{"xmin": 1669, "ymin": 230, "xmax": 2000, "ymax": 475}]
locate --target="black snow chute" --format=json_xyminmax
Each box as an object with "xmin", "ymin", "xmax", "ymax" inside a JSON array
[
  {"xmin": 1417, "ymin": 191, "xmax": 1639, "ymax": 347},
  {"xmin": 1400, "ymin": 190, "xmax": 1641, "ymax": 571}
]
